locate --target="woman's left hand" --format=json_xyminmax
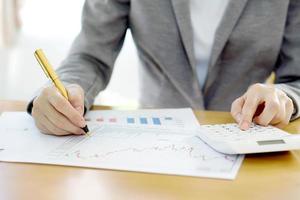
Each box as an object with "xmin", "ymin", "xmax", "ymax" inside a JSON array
[{"xmin": 231, "ymin": 83, "xmax": 294, "ymax": 130}]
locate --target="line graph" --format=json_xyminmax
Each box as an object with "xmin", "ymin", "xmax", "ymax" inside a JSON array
[
  {"xmin": 64, "ymin": 144, "xmax": 236, "ymax": 163},
  {"xmin": 45, "ymin": 124, "xmax": 242, "ymax": 176}
]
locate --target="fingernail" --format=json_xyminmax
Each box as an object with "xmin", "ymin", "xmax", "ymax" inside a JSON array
[{"xmin": 240, "ymin": 121, "xmax": 249, "ymax": 130}]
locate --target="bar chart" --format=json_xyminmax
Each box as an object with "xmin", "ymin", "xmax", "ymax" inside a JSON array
[
  {"xmin": 84, "ymin": 109, "xmax": 200, "ymax": 129},
  {"xmin": 87, "ymin": 116, "xmax": 179, "ymax": 126}
]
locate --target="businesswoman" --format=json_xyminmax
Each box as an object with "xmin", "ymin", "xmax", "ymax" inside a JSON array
[{"xmin": 29, "ymin": 0, "xmax": 300, "ymax": 135}]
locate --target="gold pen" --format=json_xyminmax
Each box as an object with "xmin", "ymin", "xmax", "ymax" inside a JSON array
[{"xmin": 34, "ymin": 49, "xmax": 90, "ymax": 135}]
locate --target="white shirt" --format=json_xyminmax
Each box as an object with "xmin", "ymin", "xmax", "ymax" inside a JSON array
[{"xmin": 190, "ymin": 0, "xmax": 229, "ymax": 89}]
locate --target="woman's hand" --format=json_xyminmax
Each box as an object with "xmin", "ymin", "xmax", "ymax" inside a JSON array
[
  {"xmin": 231, "ymin": 83, "xmax": 294, "ymax": 130},
  {"xmin": 32, "ymin": 84, "xmax": 86, "ymax": 136}
]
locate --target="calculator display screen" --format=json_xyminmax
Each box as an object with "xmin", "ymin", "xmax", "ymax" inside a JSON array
[{"xmin": 257, "ymin": 140, "xmax": 285, "ymax": 145}]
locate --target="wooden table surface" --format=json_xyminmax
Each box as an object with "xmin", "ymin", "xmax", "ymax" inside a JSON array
[{"xmin": 0, "ymin": 100, "xmax": 300, "ymax": 200}]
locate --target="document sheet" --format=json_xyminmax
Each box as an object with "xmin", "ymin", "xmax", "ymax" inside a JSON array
[{"xmin": 0, "ymin": 108, "xmax": 244, "ymax": 180}]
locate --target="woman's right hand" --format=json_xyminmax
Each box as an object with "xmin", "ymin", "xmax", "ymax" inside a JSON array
[{"xmin": 32, "ymin": 84, "xmax": 87, "ymax": 136}]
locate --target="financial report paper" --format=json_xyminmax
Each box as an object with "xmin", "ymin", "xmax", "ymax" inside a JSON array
[{"xmin": 0, "ymin": 108, "xmax": 244, "ymax": 180}]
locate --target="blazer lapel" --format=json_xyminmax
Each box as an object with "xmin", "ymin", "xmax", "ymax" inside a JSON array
[
  {"xmin": 171, "ymin": 0, "xmax": 196, "ymax": 71},
  {"xmin": 169, "ymin": 0, "xmax": 248, "ymax": 107},
  {"xmin": 209, "ymin": 0, "xmax": 249, "ymax": 68},
  {"xmin": 204, "ymin": 0, "xmax": 248, "ymax": 94},
  {"xmin": 168, "ymin": 0, "xmax": 204, "ymax": 108}
]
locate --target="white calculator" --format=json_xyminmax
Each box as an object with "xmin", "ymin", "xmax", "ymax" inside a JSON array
[{"xmin": 196, "ymin": 123, "xmax": 300, "ymax": 154}]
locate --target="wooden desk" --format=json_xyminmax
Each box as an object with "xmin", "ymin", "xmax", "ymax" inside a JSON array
[{"xmin": 1, "ymin": 100, "xmax": 300, "ymax": 200}]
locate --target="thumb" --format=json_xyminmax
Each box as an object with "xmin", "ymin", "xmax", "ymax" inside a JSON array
[{"xmin": 66, "ymin": 84, "xmax": 85, "ymax": 116}]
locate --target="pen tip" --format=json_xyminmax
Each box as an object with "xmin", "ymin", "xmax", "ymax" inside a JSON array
[
  {"xmin": 84, "ymin": 132, "xmax": 91, "ymax": 137},
  {"xmin": 82, "ymin": 125, "xmax": 90, "ymax": 133}
]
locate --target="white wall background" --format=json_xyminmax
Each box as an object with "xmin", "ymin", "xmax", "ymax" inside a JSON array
[{"xmin": 0, "ymin": 0, "xmax": 140, "ymax": 107}]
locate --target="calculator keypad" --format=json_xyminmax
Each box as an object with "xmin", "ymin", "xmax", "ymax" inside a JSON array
[{"xmin": 201, "ymin": 123, "xmax": 289, "ymax": 142}]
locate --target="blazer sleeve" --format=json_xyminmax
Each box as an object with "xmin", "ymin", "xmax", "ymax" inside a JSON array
[
  {"xmin": 274, "ymin": 0, "xmax": 300, "ymax": 120},
  {"xmin": 56, "ymin": 0, "xmax": 129, "ymax": 110}
]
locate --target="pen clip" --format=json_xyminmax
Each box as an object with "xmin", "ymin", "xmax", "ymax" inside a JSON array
[{"xmin": 34, "ymin": 50, "xmax": 50, "ymax": 78}]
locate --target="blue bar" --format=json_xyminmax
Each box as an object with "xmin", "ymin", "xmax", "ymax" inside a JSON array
[
  {"xmin": 140, "ymin": 117, "xmax": 148, "ymax": 124},
  {"xmin": 127, "ymin": 118, "xmax": 135, "ymax": 124},
  {"xmin": 152, "ymin": 117, "xmax": 161, "ymax": 125}
]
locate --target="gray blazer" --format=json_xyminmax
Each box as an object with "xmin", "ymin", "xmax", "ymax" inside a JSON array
[{"xmin": 57, "ymin": 0, "xmax": 300, "ymax": 119}]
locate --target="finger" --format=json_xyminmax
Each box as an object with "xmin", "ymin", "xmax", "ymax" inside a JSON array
[
  {"xmin": 231, "ymin": 96, "xmax": 245, "ymax": 123},
  {"xmin": 269, "ymin": 101, "xmax": 286, "ymax": 125},
  {"xmin": 39, "ymin": 114, "xmax": 73, "ymax": 136},
  {"xmin": 35, "ymin": 121, "xmax": 50, "ymax": 135},
  {"xmin": 33, "ymin": 93, "xmax": 84, "ymax": 135},
  {"xmin": 47, "ymin": 90, "xmax": 85, "ymax": 128},
  {"xmin": 275, "ymin": 99, "xmax": 294, "ymax": 129},
  {"xmin": 32, "ymin": 107, "xmax": 65, "ymax": 135},
  {"xmin": 275, "ymin": 121, "xmax": 288, "ymax": 129},
  {"xmin": 67, "ymin": 84, "xmax": 85, "ymax": 116},
  {"xmin": 254, "ymin": 99, "xmax": 281, "ymax": 127},
  {"xmin": 240, "ymin": 95, "xmax": 260, "ymax": 130},
  {"xmin": 43, "ymin": 103, "xmax": 85, "ymax": 135},
  {"xmin": 32, "ymin": 103, "xmax": 48, "ymax": 133}
]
